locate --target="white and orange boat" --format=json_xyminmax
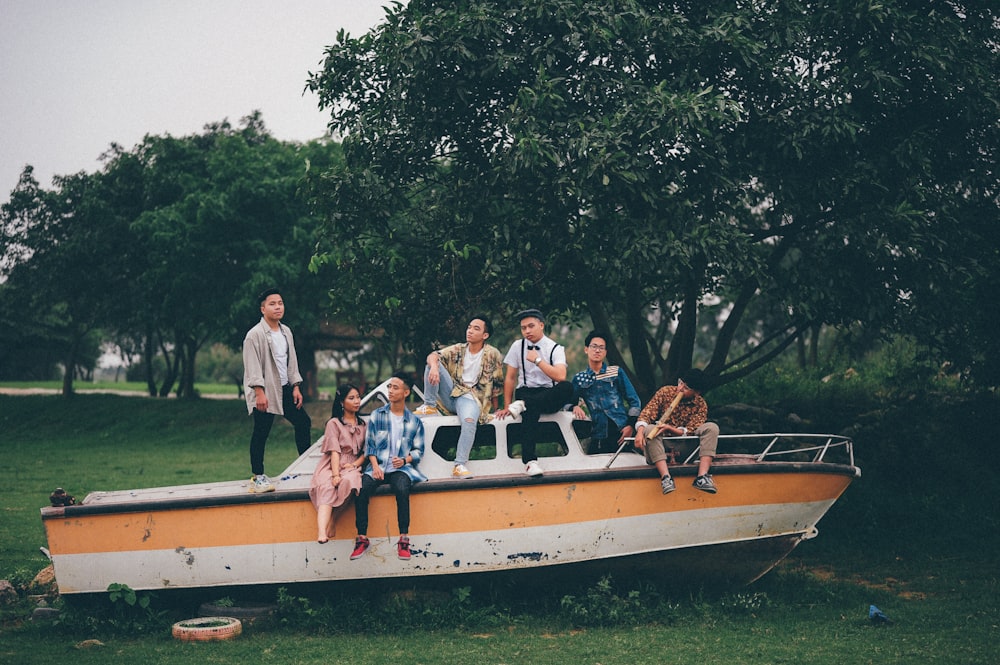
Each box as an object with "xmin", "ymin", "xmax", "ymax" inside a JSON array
[{"xmin": 41, "ymin": 381, "xmax": 860, "ymax": 595}]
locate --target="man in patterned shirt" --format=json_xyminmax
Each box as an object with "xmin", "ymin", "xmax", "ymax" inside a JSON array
[
  {"xmin": 571, "ymin": 331, "xmax": 642, "ymax": 453},
  {"xmin": 413, "ymin": 315, "xmax": 505, "ymax": 479},
  {"xmin": 634, "ymin": 368, "xmax": 719, "ymax": 494}
]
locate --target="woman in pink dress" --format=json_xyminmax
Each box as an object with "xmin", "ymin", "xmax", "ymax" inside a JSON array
[{"xmin": 310, "ymin": 384, "xmax": 367, "ymax": 543}]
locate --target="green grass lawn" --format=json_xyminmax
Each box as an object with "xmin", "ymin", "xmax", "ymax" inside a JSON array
[{"xmin": 1, "ymin": 390, "xmax": 997, "ymax": 664}]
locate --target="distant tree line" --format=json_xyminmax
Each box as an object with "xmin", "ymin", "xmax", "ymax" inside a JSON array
[{"xmin": 0, "ymin": 113, "xmax": 343, "ymax": 397}]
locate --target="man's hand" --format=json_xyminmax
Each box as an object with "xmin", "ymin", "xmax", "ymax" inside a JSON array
[
  {"xmin": 292, "ymin": 385, "xmax": 304, "ymax": 408},
  {"xmin": 618, "ymin": 425, "xmax": 634, "ymax": 443},
  {"xmin": 254, "ymin": 387, "xmax": 268, "ymax": 412},
  {"xmin": 634, "ymin": 426, "xmax": 646, "ymax": 450},
  {"xmin": 572, "ymin": 406, "xmax": 587, "ymax": 419},
  {"xmin": 427, "ymin": 366, "xmax": 441, "ymax": 386}
]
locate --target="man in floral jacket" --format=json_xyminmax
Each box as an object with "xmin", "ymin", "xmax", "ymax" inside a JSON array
[{"xmin": 413, "ymin": 314, "xmax": 504, "ymax": 479}]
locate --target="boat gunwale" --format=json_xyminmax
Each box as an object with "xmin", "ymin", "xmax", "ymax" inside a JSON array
[{"xmin": 40, "ymin": 460, "xmax": 859, "ymax": 519}]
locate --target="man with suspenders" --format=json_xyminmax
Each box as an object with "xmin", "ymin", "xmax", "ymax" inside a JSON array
[{"xmin": 495, "ymin": 309, "xmax": 574, "ymax": 476}]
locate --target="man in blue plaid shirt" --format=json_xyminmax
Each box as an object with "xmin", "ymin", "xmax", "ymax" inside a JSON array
[{"xmin": 570, "ymin": 331, "xmax": 642, "ymax": 453}]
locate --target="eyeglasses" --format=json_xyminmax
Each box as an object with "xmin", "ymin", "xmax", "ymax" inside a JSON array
[{"xmin": 587, "ymin": 344, "xmax": 606, "ymax": 351}]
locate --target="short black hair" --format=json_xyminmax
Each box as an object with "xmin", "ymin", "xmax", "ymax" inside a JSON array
[
  {"xmin": 470, "ymin": 314, "xmax": 494, "ymax": 336},
  {"xmin": 392, "ymin": 370, "xmax": 414, "ymax": 390},
  {"xmin": 585, "ymin": 330, "xmax": 611, "ymax": 348},
  {"xmin": 680, "ymin": 368, "xmax": 710, "ymax": 393},
  {"xmin": 257, "ymin": 287, "xmax": 281, "ymax": 305}
]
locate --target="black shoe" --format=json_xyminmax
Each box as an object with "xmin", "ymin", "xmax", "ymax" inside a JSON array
[{"xmin": 693, "ymin": 475, "xmax": 717, "ymax": 494}]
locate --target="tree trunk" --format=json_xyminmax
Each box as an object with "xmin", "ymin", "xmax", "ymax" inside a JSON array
[
  {"xmin": 61, "ymin": 338, "xmax": 79, "ymax": 397},
  {"xmin": 143, "ymin": 329, "xmax": 158, "ymax": 396},
  {"xmin": 297, "ymin": 340, "xmax": 317, "ymax": 401}
]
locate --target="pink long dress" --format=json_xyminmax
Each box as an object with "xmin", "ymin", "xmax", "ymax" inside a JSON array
[{"xmin": 309, "ymin": 417, "xmax": 366, "ymax": 509}]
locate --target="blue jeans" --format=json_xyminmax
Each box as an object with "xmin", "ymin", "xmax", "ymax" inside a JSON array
[{"xmin": 423, "ymin": 365, "xmax": 481, "ymax": 465}]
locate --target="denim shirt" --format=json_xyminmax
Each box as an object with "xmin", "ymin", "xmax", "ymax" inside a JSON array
[{"xmin": 572, "ymin": 363, "xmax": 642, "ymax": 440}]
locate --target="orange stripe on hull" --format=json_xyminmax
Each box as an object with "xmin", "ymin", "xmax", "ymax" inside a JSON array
[{"xmin": 45, "ymin": 472, "xmax": 851, "ymax": 556}]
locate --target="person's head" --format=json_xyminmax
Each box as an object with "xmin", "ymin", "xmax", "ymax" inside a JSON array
[
  {"xmin": 584, "ymin": 330, "xmax": 609, "ymax": 365},
  {"xmin": 331, "ymin": 383, "xmax": 362, "ymax": 419},
  {"xmin": 386, "ymin": 371, "xmax": 413, "ymax": 405},
  {"xmin": 515, "ymin": 308, "xmax": 545, "ymax": 343},
  {"xmin": 466, "ymin": 315, "xmax": 493, "ymax": 344},
  {"xmin": 257, "ymin": 287, "xmax": 284, "ymax": 322},
  {"xmin": 678, "ymin": 368, "xmax": 709, "ymax": 397}
]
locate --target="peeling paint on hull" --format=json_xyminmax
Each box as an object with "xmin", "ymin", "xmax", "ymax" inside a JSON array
[{"xmin": 42, "ymin": 393, "xmax": 858, "ymax": 595}]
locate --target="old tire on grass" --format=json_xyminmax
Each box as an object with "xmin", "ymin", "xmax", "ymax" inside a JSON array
[{"xmin": 172, "ymin": 616, "xmax": 242, "ymax": 641}]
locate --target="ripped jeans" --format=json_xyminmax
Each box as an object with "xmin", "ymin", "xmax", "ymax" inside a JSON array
[{"xmin": 422, "ymin": 365, "xmax": 481, "ymax": 465}]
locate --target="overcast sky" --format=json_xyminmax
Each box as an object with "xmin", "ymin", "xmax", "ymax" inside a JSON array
[{"xmin": 0, "ymin": 0, "xmax": 389, "ymax": 202}]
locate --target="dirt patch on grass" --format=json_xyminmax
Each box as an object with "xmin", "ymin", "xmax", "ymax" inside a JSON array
[{"xmin": 794, "ymin": 564, "xmax": 928, "ymax": 600}]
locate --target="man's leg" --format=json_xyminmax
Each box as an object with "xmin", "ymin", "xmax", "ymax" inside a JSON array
[
  {"xmin": 386, "ymin": 471, "xmax": 413, "ymax": 534},
  {"xmin": 515, "ymin": 383, "xmax": 574, "ymax": 463},
  {"xmin": 534, "ymin": 381, "xmax": 574, "ymax": 414},
  {"xmin": 514, "ymin": 387, "xmax": 543, "ymax": 463},
  {"xmin": 695, "ymin": 422, "xmax": 720, "ymax": 477},
  {"xmin": 281, "ymin": 385, "xmax": 313, "ymax": 455},
  {"xmin": 354, "ymin": 474, "xmax": 382, "ymax": 535},
  {"xmin": 453, "ymin": 394, "xmax": 481, "ymax": 465},
  {"xmin": 249, "ymin": 409, "xmax": 275, "ymax": 476}
]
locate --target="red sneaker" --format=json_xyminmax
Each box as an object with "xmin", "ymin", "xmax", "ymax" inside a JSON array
[
  {"xmin": 397, "ymin": 536, "xmax": 411, "ymax": 561},
  {"xmin": 350, "ymin": 535, "xmax": 370, "ymax": 560}
]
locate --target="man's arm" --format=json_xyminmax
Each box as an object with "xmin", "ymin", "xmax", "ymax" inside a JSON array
[
  {"xmin": 618, "ymin": 371, "xmax": 642, "ymax": 428},
  {"xmin": 535, "ymin": 358, "xmax": 567, "ymax": 382},
  {"xmin": 425, "ymin": 349, "xmax": 442, "ymax": 386},
  {"xmin": 494, "ymin": 364, "xmax": 520, "ymax": 418},
  {"xmin": 243, "ymin": 333, "xmax": 268, "ymax": 412}
]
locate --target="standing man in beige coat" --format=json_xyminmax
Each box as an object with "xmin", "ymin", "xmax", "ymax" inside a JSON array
[{"xmin": 243, "ymin": 288, "xmax": 312, "ymax": 493}]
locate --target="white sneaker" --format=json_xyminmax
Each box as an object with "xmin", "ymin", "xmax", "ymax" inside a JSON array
[
  {"xmin": 249, "ymin": 474, "xmax": 275, "ymax": 493},
  {"xmin": 525, "ymin": 460, "xmax": 544, "ymax": 477},
  {"xmin": 452, "ymin": 463, "xmax": 473, "ymax": 479},
  {"xmin": 508, "ymin": 400, "xmax": 526, "ymax": 417}
]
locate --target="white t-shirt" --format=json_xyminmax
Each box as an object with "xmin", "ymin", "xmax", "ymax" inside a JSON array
[
  {"xmin": 461, "ymin": 347, "xmax": 484, "ymax": 387},
  {"xmin": 386, "ymin": 413, "xmax": 405, "ymax": 473},
  {"xmin": 269, "ymin": 329, "xmax": 289, "ymax": 386},
  {"xmin": 503, "ymin": 336, "xmax": 566, "ymax": 388}
]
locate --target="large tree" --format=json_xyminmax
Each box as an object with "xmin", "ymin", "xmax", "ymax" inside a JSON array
[{"xmin": 307, "ymin": 0, "xmax": 998, "ymax": 393}]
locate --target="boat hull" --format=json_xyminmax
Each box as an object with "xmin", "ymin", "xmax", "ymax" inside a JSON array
[{"xmin": 42, "ymin": 464, "xmax": 854, "ymax": 594}]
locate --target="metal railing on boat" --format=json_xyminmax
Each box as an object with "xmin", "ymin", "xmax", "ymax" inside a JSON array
[{"xmin": 607, "ymin": 433, "xmax": 855, "ymax": 469}]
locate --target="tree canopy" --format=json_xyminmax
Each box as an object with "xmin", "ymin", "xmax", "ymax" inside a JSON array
[{"xmin": 307, "ymin": 0, "xmax": 999, "ymax": 393}]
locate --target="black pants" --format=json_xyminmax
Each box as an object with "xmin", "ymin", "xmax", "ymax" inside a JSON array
[
  {"xmin": 355, "ymin": 471, "xmax": 412, "ymax": 536},
  {"xmin": 592, "ymin": 428, "xmax": 629, "ymax": 454},
  {"xmin": 514, "ymin": 381, "xmax": 575, "ymax": 463},
  {"xmin": 249, "ymin": 384, "xmax": 312, "ymax": 476}
]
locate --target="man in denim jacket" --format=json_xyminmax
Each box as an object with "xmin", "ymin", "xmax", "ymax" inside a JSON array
[{"xmin": 571, "ymin": 331, "xmax": 642, "ymax": 453}]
